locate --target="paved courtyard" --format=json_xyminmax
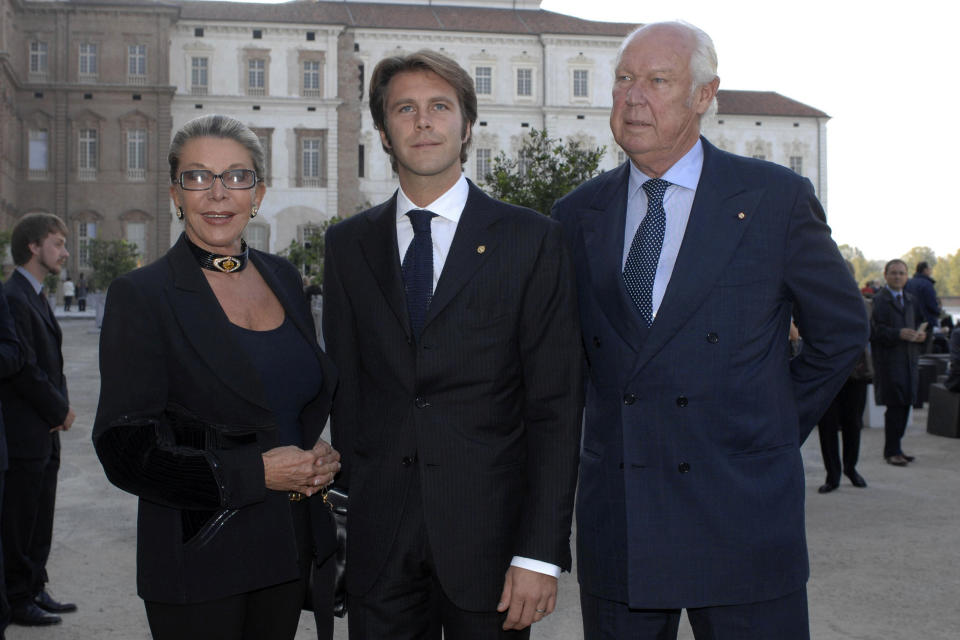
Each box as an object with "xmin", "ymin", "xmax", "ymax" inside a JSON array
[{"xmin": 6, "ymin": 316, "xmax": 960, "ymax": 639}]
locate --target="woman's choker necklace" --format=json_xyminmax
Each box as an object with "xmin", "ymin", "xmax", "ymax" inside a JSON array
[{"xmin": 186, "ymin": 237, "xmax": 249, "ymax": 273}]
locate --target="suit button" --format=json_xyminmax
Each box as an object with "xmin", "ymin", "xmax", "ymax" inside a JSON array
[
  {"xmin": 623, "ymin": 393, "xmax": 636, "ymax": 405},
  {"xmin": 676, "ymin": 395, "xmax": 688, "ymax": 408},
  {"xmin": 706, "ymin": 332, "xmax": 719, "ymax": 344},
  {"xmin": 402, "ymin": 456, "xmax": 415, "ymax": 467},
  {"xmin": 415, "ymin": 397, "xmax": 430, "ymax": 409},
  {"xmin": 593, "ymin": 336, "xmax": 601, "ymax": 347},
  {"xmin": 678, "ymin": 462, "xmax": 691, "ymax": 473}
]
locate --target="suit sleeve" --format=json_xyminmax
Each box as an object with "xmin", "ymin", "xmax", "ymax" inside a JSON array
[
  {"xmin": 783, "ymin": 178, "xmax": 869, "ymax": 442},
  {"xmin": 0, "ymin": 285, "xmax": 21, "ymax": 379},
  {"xmin": 93, "ymin": 275, "xmax": 264, "ymax": 510},
  {"xmin": 6, "ymin": 294, "xmax": 68, "ymax": 427},
  {"xmin": 514, "ymin": 221, "xmax": 584, "ymax": 570},
  {"xmin": 322, "ymin": 225, "xmax": 358, "ymax": 489}
]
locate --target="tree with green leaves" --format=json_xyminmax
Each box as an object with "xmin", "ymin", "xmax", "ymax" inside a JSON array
[
  {"xmin": 838, "ymin": 244, "xmax": 884, "ymax": 289},
  {"xmin": 933, "ymin": 250, "xmax": 960, "ymax": 296},
  {"xmin": 481, "ymin": 129, "xmax": 605, "ymax": 215},
  {"xmin": 89, "ymin": 239, "xmax": 140, "ymax": 291},
  {"xmin": 900, "ymin": 246, "xmax": 937, "ymax": 273},
  {"xmin": 281, "ymin": 216, "xmax": 342, "ymax": 284}
]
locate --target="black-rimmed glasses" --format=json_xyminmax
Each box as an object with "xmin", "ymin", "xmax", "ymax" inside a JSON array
[{"xmin": 177, "ymin": 169, "xmax": 258, "ymax": 190}]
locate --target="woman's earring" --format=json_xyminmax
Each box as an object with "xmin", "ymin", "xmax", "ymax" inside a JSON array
[
  {"xmin": 176, "ymin": 207, "xmax": 184, "ymax": 220},
  {"xmin": 251, "ymin": 205, "xmax": 258, "ymax": 219}
]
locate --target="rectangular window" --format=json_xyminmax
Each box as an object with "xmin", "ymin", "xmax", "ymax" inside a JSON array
[
  {"xmin": 475, "ymin": 66, "xmax": 492, "ymax": 95},
  {"xmin": 789, "ymin": 156, "xmax": 803, "ymax": 174},
  {"xmin": 296, "ymin": 130, "xmax": 328, "ymax": 188},
  {"xmin": 247, "ymin": 59, "xmax": 266, "ymax": 96},
  {"xmin": 516, "ymin": 68, "xmax": 532, "ymax": 97},
  {"xmin": 128, "ymin": 45, "xmax": 147, "ymax": 84},
  {"xmin": 79, "ymin": 43, "xmax": 98, "ymax": 79},
  {"xmin": 573, "ymin": 69, "xmax": 589, "ymax": 98},
  {"xmin": 191, "ymin": 57, "xmax": 208, "ymax": 95},
  {"xmin": 78, "ymin": 129, "xmax": 97, "ymax": 180},
  {"xmin": 475, "ymin": 148, "xmax": 491, "ymax": 181},
  {"xmin": 302, "ymin": 137, "xmax": 323, "ymax": 186},
  {"xmin": 28, "ymin": 129, "xmax": 48, "ymax": 178},
  {"xmin": 125, "ymin": 222, "xmax": 146, "ymax": 258},
  {"xmin": 358, "ymin": 144, "xmax": 365, "ymax": 178},
  {"xmin": 303, "ymin": 60, "xmax": 321, "ymax": 97},
  {"xmin": 78, "ymin": 222, "xmax": 96, "ymax": 267},
  {"xmin": 126, "ymin": 129, "xmax": 147, "ymax": 180},
  {"xmin": 29, "ymin": 41, "xmax": 48, "ymax": 77}
]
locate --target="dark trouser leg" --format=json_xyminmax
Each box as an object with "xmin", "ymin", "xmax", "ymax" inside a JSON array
[
  {"xmin": 883, "ymin": 404, "xmax": 910, "ymax": 458},
  {"xmin": 839, "ymin": 380, "xmax": 867, "ymax": 473},
  {"xmin": 580, "ymin": 589, "xmax": 680, "ymax": 640},
  {"xmin": 30, "ymin": 442, "xmax": 58, "ymax": 594},
  {"xmin": 817, "ymin": 397, "xmax": 842, "ymax": 485},
  {"xmin": 0, "ymin": 471, "xmax": 9, "ymax": 635},
  {"xmin": 1, "ymin": 460, "xmax": 44, "ymax": 607},
  {"xmin": 145, "ymin": 579, "xmax": 304, "ymax": 640},
  {"xmin": 687, "ymin": 587, "xmax": 809, "ymax": 640}
]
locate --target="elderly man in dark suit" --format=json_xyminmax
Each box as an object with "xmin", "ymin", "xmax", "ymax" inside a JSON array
[
  {"xmin": 871, "ymin": 259, "xmax": 926, "ymax": 465},
  {"xmin": 323, "ymin": 50, "xmax": 582, "ymax": 639},
  {"xmin": 552, "ymin": 21, "xmax": 867, "ymax": 640},
  {"xmin": 0, "ymin": 213, "xmax": 77, "ymax": 628}
]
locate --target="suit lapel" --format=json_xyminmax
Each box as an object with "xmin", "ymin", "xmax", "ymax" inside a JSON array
[
  {"xmin": 12, "ymin": 271, "xmax": 62, "ymax": 344},
  {"xmin": 424, "ymin": 182, "xmax": 502, "ymax": 329},
  {"xmin": 630, "ymin": 138, "xmax": 763, "ymax": 375},
  {"xmin": 578, "ymin": 164, "xmax": 646, "ymax": 353},
  {"xmin": 358, "ymin": 194, "xmax": 411, "ymax": 338},
  {"xmin": 166, "ymin": 236, "xmax": 270, "ymax": 411}
]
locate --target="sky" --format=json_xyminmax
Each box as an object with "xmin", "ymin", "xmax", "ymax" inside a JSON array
[{"xmin": 235, "ymin": 0, "xmax": 959, "ymax": 261}]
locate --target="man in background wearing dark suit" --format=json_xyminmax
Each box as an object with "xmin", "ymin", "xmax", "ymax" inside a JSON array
[
  {"xmin": 1, "ymin": 213, "xmax": 77, "ymax": 627},
  {"xmin": 0, "ymin": 282, "xmax": 24, "ymax": 640},
  {"xmin": 552, "ymin": 22, "xmax": 867, "ymax": 640},
  {"xmin": 871, "ymin": 259, "xmax": 926, "ymax": 466},
  {"xmin": 323, "ymin": 50, "xmax": 582, "ymax": 639}
]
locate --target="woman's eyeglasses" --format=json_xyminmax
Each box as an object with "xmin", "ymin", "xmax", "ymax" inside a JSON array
[{"xmin": 177, "ymin": 169, "xmax": 258, "ymax": 190}]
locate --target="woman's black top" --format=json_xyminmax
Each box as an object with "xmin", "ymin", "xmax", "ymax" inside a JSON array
[{"xmin": 230, "ymin": 316, "xmax": 323, "ymax": 448}]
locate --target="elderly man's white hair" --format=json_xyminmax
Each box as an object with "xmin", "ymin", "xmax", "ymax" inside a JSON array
[{"xmin": 616, "ymin": 20, "xmax": 719, "ymax": 119}]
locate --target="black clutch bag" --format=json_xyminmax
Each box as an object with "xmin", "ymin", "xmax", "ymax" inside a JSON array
[{"xmin": 323, "ymin": 486, "xmax": 348, "ymax": 618}]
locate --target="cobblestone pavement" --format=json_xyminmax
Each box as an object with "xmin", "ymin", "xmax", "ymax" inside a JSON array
[{"xmin": 7, "ymin": 317, "xmax": 960, "ymax": 639}]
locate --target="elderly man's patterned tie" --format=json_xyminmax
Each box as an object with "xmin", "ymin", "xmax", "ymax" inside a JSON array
[
  {"xmin": 623, "ymin": 178, "xmax": 670, "ymax": 326},
  {"xmin": 402, "ymin": 209, "xmax": 437, "ymax": 339}
]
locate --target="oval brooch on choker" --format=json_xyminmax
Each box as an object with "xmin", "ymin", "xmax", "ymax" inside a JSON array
[{"xmin": 187, "ymin": 238, "xmax": 249, "ymax": 273}]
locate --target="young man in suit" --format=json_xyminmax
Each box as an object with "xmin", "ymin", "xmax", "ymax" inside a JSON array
[
  {"xmin": 0, "ymin": 213, "xmax": 77, "ymax": 627},
  {"xmin": 552, "ymin": 22, "xmax": 868, "ymax": 639},
  {"xmin": 323, "ymin": 50, "xmax": 582, "ymax": 639}
]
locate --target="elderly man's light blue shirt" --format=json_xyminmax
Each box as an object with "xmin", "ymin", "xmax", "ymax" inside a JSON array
[{"xmin": 622, "ymin": 139, "xmax": 703, "ymax": 321}]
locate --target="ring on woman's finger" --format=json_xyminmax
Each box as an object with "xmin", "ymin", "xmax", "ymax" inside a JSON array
[
  {"xmin": 535, "ymin": 608, "xmax": 546, "ymax": 614},
  {"xmin": 314, "ymin": 478, "xmax": 321, "ymax": 486}
]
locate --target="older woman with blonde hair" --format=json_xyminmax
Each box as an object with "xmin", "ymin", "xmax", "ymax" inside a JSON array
[{"xmin": 94, "ymin": 114, "xmax": 339, "ymax": 639}]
